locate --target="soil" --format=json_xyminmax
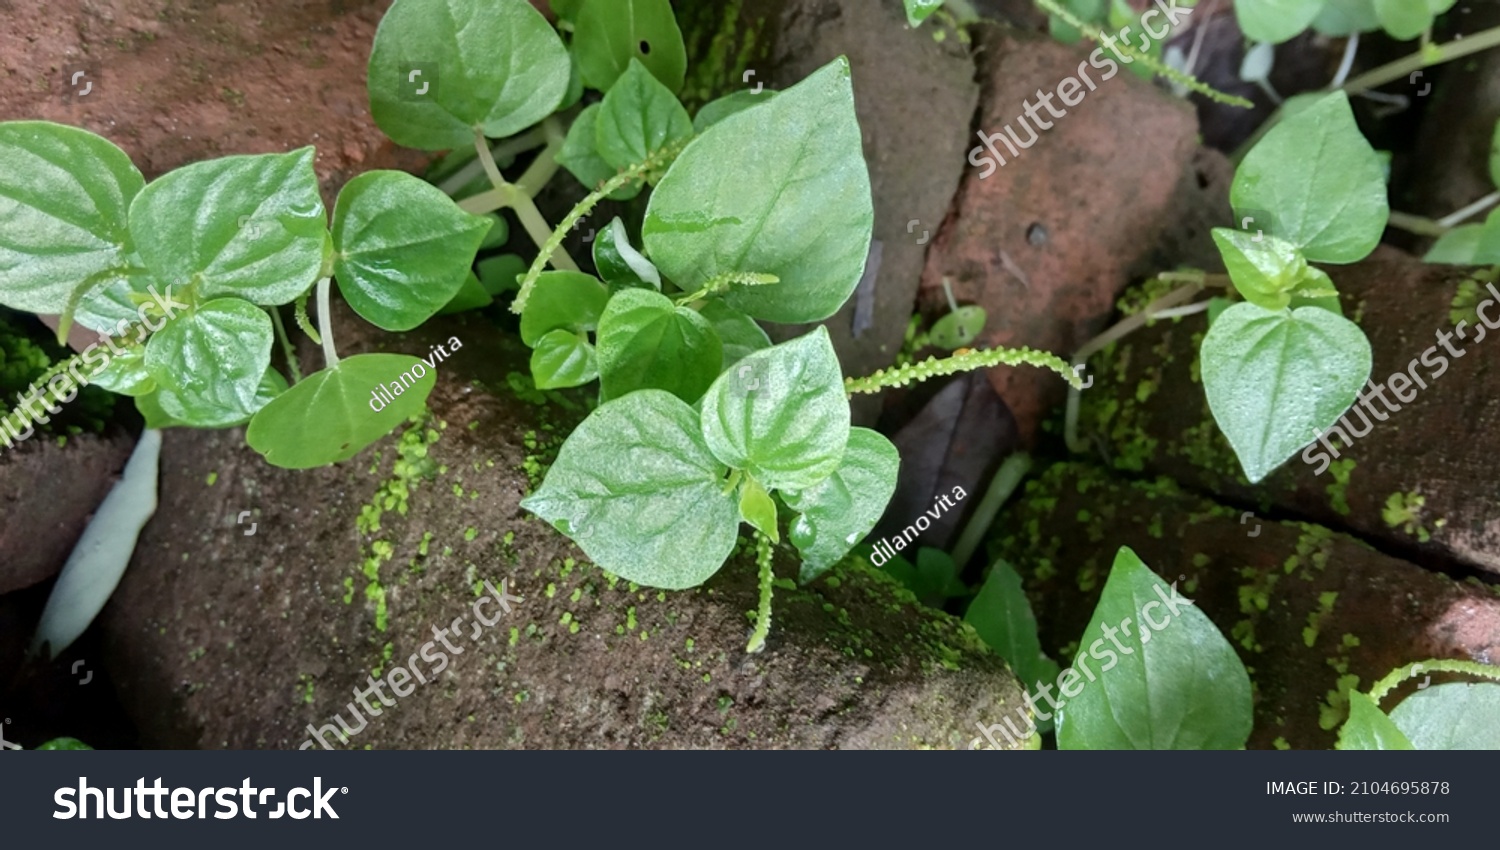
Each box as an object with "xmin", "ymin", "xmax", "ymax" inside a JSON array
[{"xmin": 0, "ymin": 0, "xmax": 422, "ymax": 196}]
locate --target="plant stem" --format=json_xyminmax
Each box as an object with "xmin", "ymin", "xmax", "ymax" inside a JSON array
[
  {"xmin": 269, "ymin": 307, "xmax": 302, "ymax": 384},
  {"xmin": 1331, "ymin": 30, "xmax": 1360, "ymax": 89},
  {"xmin": 438, "ymin": 127, "xmax": 549, "ymax": 197},
  {"xmin": 1236, "ymin": 24, "xmax": 1500, "ymax": 163},
  {"xmin": 746, "ymin": 530, "xmax": 775, "ymax": 654},
  {"xmin": 1367, "ymin": 659, "xmax": 1500, "ymax": 707},
  {"xmin": 950, "ymin": 452, "xmax": 1031, "ymax": 569},
  {"xmin": 515, "ymin": 117, "xmax": 566, "ymax": 199},
  {"xmin": 473, "ymin": 130, "xmax": 578, "ymax": 272},
  {"xmin": 511, "ymin": 138, "xmax": 690, "ymax": 315},
  {"xmin": 316, "ymin": 277, "xmax": 338, "ymax": 368},
  {"xmin": 844, "ymin": 344, "xmax": 1080, "ymax": 395},
  {"xmin": 1440, "ymin": 191, "xmax": 1500, "ymax": 228},
  {"xmin": 1064, "ymin": 279, "xmax": 1208, "ymax": 453},
  {"xmin": 1341, "ymin": 24, "xmax": 1500, "ymax": 95},
  {"xmin": 1386, "ymin": 211, "xmax": 1449, "ymax": 237}
]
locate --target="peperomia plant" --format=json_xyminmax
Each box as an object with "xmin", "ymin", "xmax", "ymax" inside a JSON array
[
  {"xmin": 1067, "ymin": 91, "xmax": 1385, "ymax": 484},
  {"xmin": 1200, "ymin": 91, "xmax": 1384, "ymax": 483},
  {"xmin": 0, "ymin": 122, "xmax": 488, "ymax": 465},
  {"xmin": 0, "ymin": 0, "xmax": 1084, "ymax": 655}
]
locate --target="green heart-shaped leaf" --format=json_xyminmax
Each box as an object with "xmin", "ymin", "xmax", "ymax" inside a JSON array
[
  {"xmin": 1058, "ymin": 548, "xmax": 1253, "ymax": 750},
  {"xmin": 595, "ymin": 60, "xmax": 692, "ymax": 173},
  {"xmin": 129, "ymin": 148, "xmax": 327, "ymax": 306},
  {"xmin": 519, "ymin": 270, "xmax": 610, "ymax": 346},
  {"xmin": 596, "ymin": 288, "xmax": 721, "ymax": 402},
  {"xmin": 1430, "ymin": 209, "xmax": 1500, "ymax": 264},
  {"xmin": 1201, "ymin": 303, "xmax": 1372, "ymax": 483},
  {"xmin": 929, "ymin": 305, "xmax": 988, "ymax": 349},
  {"xmin": 144, "ymin": 298, "xmax": 275, "ymax": 427},
  {"xmin": 572, "ymin": 0, "xmax": 687, "ymax": 93},
  {"xmin": 1211, "ymin": 228, "xmax": 1339, "ymax": 311},
  {"xmin": 332, "ymin": 170, "xmax": 491, "ymax": 331},
  {"xmin": 520, "ymin": 390, "xmax": 739, "ymax": 589},
  {"xmin": 246, "ymin": 353, "xmax": 436, "ymax": 469},
  {"xmin": 1374, "ymin": 0, "xmax": 1438, "ymax": 40},
  {"xmin": 0, "ymin": 121, "xmax": 144, "ymax": 318},
  {"xmin": 643, "ymin": 58, "xmax": 874, "ymax": 324},
  {"xmin": 1232, "ymin": 92, "xmax": 1388, "ymax": 263},
  {"xmin": 783, "ymin": 427, "xmax": 899, "ymax": 583},
  {"xmin": 700, "ymin": 326, "xmax": 849, "ymax": 492},
  {"xmin": 556, "ymin": 104, "xmax": 643, "ymax": 200},
  {"xmin": 531, "ymin": 329, "xmax": 598, "ymax": 390},
  {"xmin": 737, "ymin": 476, "xmax": 779, "ymax": 543},
  {"xmin": 367, "ymin": 0, "xmax": 570, "ymax": 150}
]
